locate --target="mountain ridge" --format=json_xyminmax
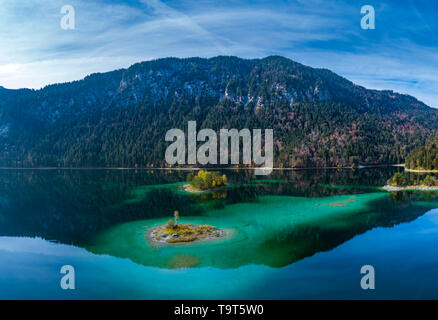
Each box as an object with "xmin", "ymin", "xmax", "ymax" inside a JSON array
[{"xmin": 0, "ymin": 55, "xmax": 437, "ymax": 168}]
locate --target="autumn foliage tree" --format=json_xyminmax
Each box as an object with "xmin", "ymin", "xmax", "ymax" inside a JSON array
[{"xmin": 189, "ymin": 170, "xmax": 227, "ymax": 190}]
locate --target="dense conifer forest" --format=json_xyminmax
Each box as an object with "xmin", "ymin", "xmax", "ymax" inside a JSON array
[
  {"xmin": 1, "ymin": 56, "xmax": 437, "ymax": 168},
  {"xmin": 405, "ymin": 140, "xmax": 438, "ymax": 170}
]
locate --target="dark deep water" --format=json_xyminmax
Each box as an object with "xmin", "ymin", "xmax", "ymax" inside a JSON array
[{"xmin": 1, "ymin": 167, "xmax": 438, "ymax": 299}]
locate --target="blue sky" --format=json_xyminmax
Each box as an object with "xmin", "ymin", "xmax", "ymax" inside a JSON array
[{"xmin": 0, "ymin": 0, "xmax": 437, "ymax": 107}]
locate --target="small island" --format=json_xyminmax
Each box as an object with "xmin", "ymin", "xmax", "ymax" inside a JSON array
[
  {"xmin": 383, "ymin": 172, "xmax": 438, "ymax": 191},
  {"xmin": 148, "ymin": 211, "xmax": 225, "ymax": 244},
  {"xmin": 184, "ymin": 170, "xmax": 227, "ymax": 193}
]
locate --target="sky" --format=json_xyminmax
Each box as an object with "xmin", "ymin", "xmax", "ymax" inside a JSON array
[{"xmin": 0, "ymin": 0, "xmax": 437, "ymax": 107}]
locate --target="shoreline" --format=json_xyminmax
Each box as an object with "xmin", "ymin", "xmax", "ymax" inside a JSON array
[
  {"xmin": 0, "ymin": 164, "xmax": 404, "ymax": 171},
  {"xmin": 382, "ymin": 185, "xmax": 438, "ymax": 192}
]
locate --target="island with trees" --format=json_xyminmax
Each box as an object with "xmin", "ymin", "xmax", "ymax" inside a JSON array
[
  {"xmin": 148, "ymin": 210, "xmax": 225, "ymax": 244},
  {"xmin": 184, "ymin": 170, "xmax": 228, "ymax": 193}
]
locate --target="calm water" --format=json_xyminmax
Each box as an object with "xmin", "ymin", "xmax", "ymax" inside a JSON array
[{"xmin": 1, "ymin": 168, "xmax": 438, "ymax": 299}]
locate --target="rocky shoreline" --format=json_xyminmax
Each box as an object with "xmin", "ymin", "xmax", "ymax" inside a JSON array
[{"xmin": 404, "ymin": 168, "xmax": 438, "ymax": 173}]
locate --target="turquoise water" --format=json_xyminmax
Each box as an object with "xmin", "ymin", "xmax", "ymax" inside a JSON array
[
  {"xmin": 1, "ymin": 168, "xmax": 438, "ymax": 299},
  {"xmin": 88, "ymin": 192, "xmax": 392, "ymax": 268}
]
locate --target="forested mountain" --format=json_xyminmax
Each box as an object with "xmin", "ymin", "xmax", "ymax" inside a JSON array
[
  {"xmin": 0, "ymin": 55, "xmax": 437, "ymax": 168},
  {"xmin": 405, "ymin": 140, "xmax": 438, "ymax": 170}
]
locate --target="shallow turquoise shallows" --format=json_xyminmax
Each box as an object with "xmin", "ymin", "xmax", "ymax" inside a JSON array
[{"xmin": 1, "ymin": 168, "xmax": 438, "ymax": 299}]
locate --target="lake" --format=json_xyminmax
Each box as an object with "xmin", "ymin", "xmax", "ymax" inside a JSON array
[{"xmin": 1, "ymin": 167, "xmax": 438, "ymax": 299}]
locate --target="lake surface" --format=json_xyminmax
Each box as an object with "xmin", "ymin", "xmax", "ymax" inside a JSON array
[{"xmin": 1, "ymin": 167, "xmax": 438, "ymax": 299}]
